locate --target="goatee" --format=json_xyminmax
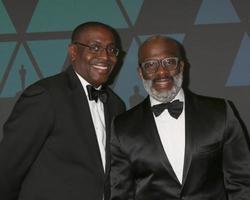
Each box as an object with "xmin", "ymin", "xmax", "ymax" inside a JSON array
[{"xmin": 142, "ymin": 72, "xmax": 183, "ymax": 103}]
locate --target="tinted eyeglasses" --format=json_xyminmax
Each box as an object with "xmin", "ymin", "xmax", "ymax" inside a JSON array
[
  {"xmin": 73, "ymin": 41, "xmax": 119, "ymax": 57},
  {"xmin": 140, "ymin": 57, "xmax": 180, "ymax": 74}
]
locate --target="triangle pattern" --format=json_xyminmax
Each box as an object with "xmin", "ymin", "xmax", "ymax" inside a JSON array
[
  {"xmin": 27, "ymin": 39, "xmax": 70, "ymax": 77},
  {"xmin": 121, "ymin": 0, "xmax": 144, "ymax": 25},
  {"xmin": 226, "ymin": 33, "xmax": 250, "ymax": 87},
  {"xmin": 1, "ymin": 45, "xmax": 40, "ymax": 97},
  {"xmin": 27, "ymin": 0, "xmax": 127, "ymax": 32},
  {"xmin": 195, "ymin": 0, "xmax": 240, "ymax": 24},
  {"xmin": 113, "ymin": 39, "xmax": 147, "ymax": 108},
  {"xmin": 0, "ymin": 2, "xmax": 16, "ymax": 33},
  {"xmin": 0, "ymin": 42, "xmax": 17, "ymax": 80}
]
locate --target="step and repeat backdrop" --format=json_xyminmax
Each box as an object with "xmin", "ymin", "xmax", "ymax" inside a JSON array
[{"xmin": 0, "ymin": 0, "xmax": 249, "ymax": 139}]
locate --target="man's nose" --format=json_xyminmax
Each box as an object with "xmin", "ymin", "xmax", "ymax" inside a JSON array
[
  {"xmin": 98, "ymin": 47, "xmax": 109, "ymax": 59},
  {"xmin": 157, "ymin": 62, "xmax": 170, "ymax": 75}
]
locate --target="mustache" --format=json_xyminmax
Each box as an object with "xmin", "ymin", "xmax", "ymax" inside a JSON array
[
  {"xmin": 153, "ymin": 75, "xmax": 173, "ymax": 82},
  {"xmin": 90, "ymin": 59, "xmax": 113, "ymax": 67}
]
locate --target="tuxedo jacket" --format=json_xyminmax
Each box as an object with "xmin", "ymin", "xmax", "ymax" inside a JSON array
[
  {"xmin": 0, "ymin": 66, "xmax": 125, "ymax": 200},
  {"xmin": 110, "ymin": 91, "xmax": 250, "ymax": 200}
]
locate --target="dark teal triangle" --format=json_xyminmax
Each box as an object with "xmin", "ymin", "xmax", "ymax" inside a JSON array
[
  {"xmin": 121, "ymin": 0, "xmax": 144, "ymax": 25},
  {"xmin": 27, "ymin": 0, "xmax": 127, "ymax": 32},
  {"xmin": 0, "ymin": 42, "xmax": 16, "ymax": 80},
  {"xmin": 27, "ymin": 39, "xmax": 69, "ymax": 77},
  {"xmin": 0, "ymin": 1, "xmax": 16, "ymax": 33},
  {"xmin": 113, "ymin": 39, "xmax": 147, "ymax": 108},
  {"xmin": 1, "ymin": 45, "xmax": 39, "ymax": 97},
  {"xmin": 195, "ymin": 0, "xmax": 240, "ymax": 24},
  {"xmin": 226, "ymin": 33, "xmax": 250, "ymax": 87}
]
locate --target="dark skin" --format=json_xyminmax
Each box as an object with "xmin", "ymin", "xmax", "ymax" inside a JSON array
[
  {"xmin": 68, "ymin": 25, "xmax": 117, "ymax": 87},
  {"xmin": 138, "ymin": 37, "xmax": 184, "ymax": 93}
]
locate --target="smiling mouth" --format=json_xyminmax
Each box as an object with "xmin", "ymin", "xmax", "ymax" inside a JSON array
[
  {"xmin": 91, "ymin": 63, "xmax": 110, "ymax": 72},
  {"xmin": 154, "ymin": 77, "xmax": 172, "ymax": 83},
  {"xmin": 93, "ymin": 64, "xmax": 108, "ymax": 69}
]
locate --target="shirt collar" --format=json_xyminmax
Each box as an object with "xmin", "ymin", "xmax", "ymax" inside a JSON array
[{"xmin": 75, "ymin": 71, "xmax": 102, "ymax": 99}]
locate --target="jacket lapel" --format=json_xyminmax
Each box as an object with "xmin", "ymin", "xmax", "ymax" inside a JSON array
[
  {"xmin": 143, "ymin": 97, "xmax": 181, "ymax": 185},
  {"xmin": 104, "ymin": 101, "xmax": 111, "ymax": 176},
  {"xmin": 103, "ymin": 88, "xmax": 121, "ymax": 176},
  {"xmin": 181, "ymin": 91, "xmax": 197, "ymax": 187},
  {"xmin": 66, "ymin": 66, "xmax": 104, "ymax": 175}
]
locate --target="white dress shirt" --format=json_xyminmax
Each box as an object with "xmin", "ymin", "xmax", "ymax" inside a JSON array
[
  {"xmin": 150, "ymin": 89, "xmax": 185, "ymax": 183},
  {"xmin": 76, "ymin": 72, "xmax": 106, "ymax": 171}
]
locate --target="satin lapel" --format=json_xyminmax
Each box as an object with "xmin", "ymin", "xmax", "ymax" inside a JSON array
[
  {"xmin": 103, "ymin": 100, "xmax": 111, "ymax": 177},
  {"xmin": 143, "ymin": 97, "xmax": 180, "ymax": 184},
  {"xmin": 181, "ymin": 91, "xmax": 197, "ymax": 187},
  {"xmin": 66, "ymin": 67, "xmax": 104, "ymax": 175}
]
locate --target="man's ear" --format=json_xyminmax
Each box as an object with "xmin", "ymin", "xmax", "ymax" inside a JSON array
[
  {"xmin": 68, "ymin": 44, "xmax": 77, "ymax": 62},
  {"xmin": 179, "ymin": 60, "xmax": 185, "ymax": 73},
  {"xmin": 137, "ymin": 67, "xmax": 143, "ymax": 79}
]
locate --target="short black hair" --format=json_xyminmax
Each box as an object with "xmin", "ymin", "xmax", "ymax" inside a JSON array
[{"xmin": 71, "ymin": 21, "xmax": 116, "ymax": 43}]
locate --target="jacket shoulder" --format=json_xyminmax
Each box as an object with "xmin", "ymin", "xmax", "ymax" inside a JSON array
[
  {"xmin": 186, "ymin": 91, "xmax": 227, "ymax": 109},
  {"xmin": 114, "ymin": 98, "xmax": 147, "ymax": 126},
  {"xmin": 106, "ymin": 87, "xmax": 125, "ymax": 105},
  {"xmin": 23, "ymin": 69, "xmax": 72, "ymax": 99},
  {"xmin": 105, "ymin": 87, "xmax": 126, "ymax": 113}
]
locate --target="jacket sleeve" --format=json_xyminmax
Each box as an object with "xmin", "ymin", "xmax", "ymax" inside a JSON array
[
  {"xmin": 110, "ymin": 119, "xmax": 135, "ymax": 200},
  {"xmin": 0, "ymin": 84, "xmax": 55, "ymax": 200},
  {"xmin": 223, "ymin": 101, "xmax": 250, "ymax": 199}
]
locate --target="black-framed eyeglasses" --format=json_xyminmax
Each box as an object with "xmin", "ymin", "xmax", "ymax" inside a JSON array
[
  {"xmin": 140, "ymin": 57, "xmax": 180, "ymax": 74},
  {"xmin": 73, "ymin": 41, "xmax": 119, "ymax": 57}
]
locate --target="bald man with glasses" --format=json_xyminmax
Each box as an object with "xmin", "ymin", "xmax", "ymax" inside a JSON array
[{"xmin": 110, "ymin": 35, "xmax": 250, "ymax": 200}]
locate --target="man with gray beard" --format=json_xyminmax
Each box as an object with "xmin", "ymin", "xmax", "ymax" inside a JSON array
[{"xmin": 110, "ymin": 35, "xmax": 250, "ymax": 200}]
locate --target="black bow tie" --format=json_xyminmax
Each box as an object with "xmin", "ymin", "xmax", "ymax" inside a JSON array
[
  {"xmin": 86, "ymin": 85, "xmax": 108, "ymax": 103},
  {"xmin": 152, "ymin": 99, "xmax": 183, "ymax": 119}
]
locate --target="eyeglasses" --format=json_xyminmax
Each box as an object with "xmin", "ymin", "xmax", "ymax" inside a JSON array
[
  {"xmin": 73, "ymin": 41, "xmax": 119, "ymax": 57},
  {"xmin": 140, "ymin": 57, "xmax": 179, "ymax": 74}
]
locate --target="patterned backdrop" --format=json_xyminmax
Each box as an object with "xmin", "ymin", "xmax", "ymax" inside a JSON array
[{"xmin": 0, "ymin": 0, "xmax": 250, "ymax": 139}]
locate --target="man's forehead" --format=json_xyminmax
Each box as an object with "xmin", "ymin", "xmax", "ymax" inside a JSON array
[
  {"xmin": 143, "ymin": 38, "xmax": 178, "ymax": 50},
  {"xmin": 78, "ymin": 26, "xmax": 115, "ymax": 42},
  {"xmin": 139, "ymin": 39, "xmax": 179, "ymax": 59},
  {"xmin": 81, "ymin": 25, "xmax": 113, "ymax": 36}
]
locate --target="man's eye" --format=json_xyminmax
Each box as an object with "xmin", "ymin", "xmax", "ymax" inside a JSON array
[
  {"xmin": 108, "ymin": 48, "xmax": 115, "ymax": 53},
  {"xmin": 145, "ymin": 61, "xmax": 157, "ymax": 69},
  {"xmin": 148, "ymin": 61, "xmax": 156, "ymax": 66},
  {"xmin": 89, "ymin": 45, "xmax": 100, "ymax": 52},
  {"xmin": 164, "ymin": 59, "xmax": 177, "ymax": 65}
]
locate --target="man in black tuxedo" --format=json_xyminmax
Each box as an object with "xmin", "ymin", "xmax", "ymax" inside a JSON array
[
  {"xmin": 110, "ymin": 35, "xmax": 250, "ymax": 200},
  {"xmin": 0, "ymin": 22, "xmax": 125, "ymax": 200}
]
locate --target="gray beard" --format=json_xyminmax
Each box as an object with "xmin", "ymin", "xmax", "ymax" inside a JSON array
[{"xmin": 142, "ymin": 72, "xmax": 183, "ymax": 103}]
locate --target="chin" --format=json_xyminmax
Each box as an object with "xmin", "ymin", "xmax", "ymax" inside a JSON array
[
  {"xmin": 92, "ymin": 76, "xmax": 109, "ymax": 86},
  {"xmin": 142, "ymin": 73, "xmax": 183, "ymax": 103}
]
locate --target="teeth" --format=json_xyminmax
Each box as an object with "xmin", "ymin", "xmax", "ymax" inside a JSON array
[
  {"xmin": 157, "ymin": 78, "xmax": 170, "ymax": 82},
  {"xmin": 92, "ymin": 65, "xmax": 108, "ymax": 70}
]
